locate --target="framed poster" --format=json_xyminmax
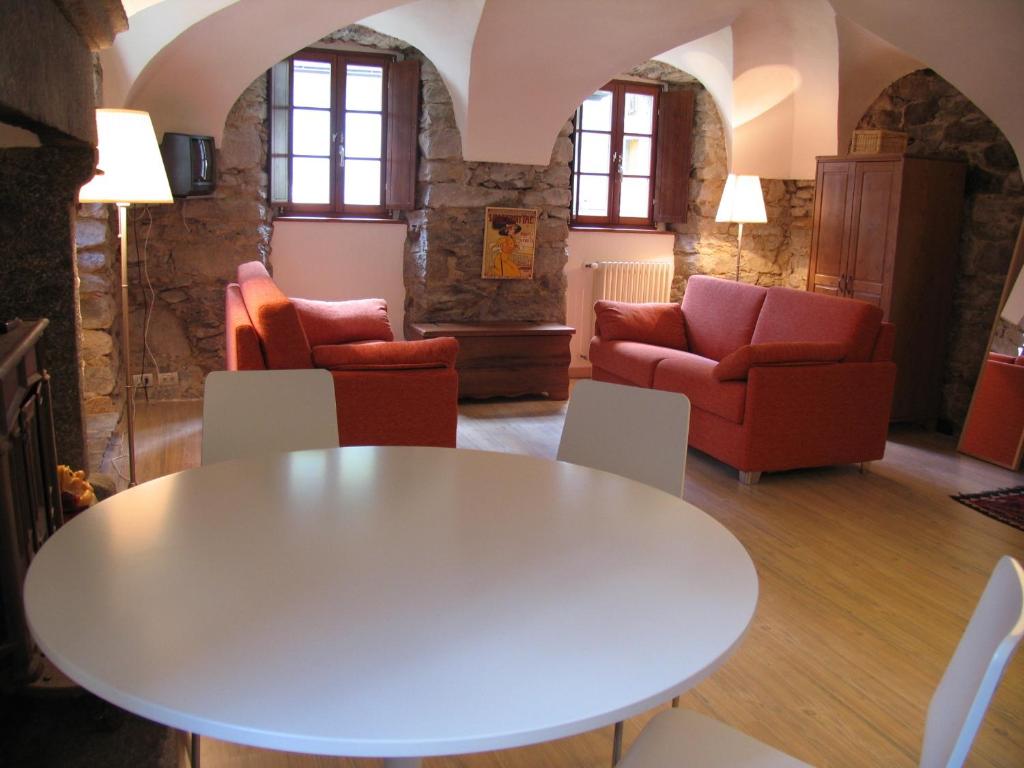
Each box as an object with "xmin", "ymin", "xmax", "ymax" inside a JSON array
[{"xmin": 482, "ymin": 207, "xmax": 538, "ymax": 280}]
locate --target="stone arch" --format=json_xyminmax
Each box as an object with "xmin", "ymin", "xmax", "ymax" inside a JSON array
[{"xmin": 857, "ymin": 68, "xmax": 1024, "ymax": 428}]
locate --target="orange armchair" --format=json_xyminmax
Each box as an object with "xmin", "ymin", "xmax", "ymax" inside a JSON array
[{"xmin": 225, "ymin": 261, "xmax": 459, "ymax": 448}]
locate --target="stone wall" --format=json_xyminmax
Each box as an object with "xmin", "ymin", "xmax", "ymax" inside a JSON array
[
  {"xmin": 858, "ymin": 69, "xmax": 1024, "ymax": 428},
  {"xmin": 404, "ymin": 58, "xmax": 570, "ymax": 323},
  {"xmin": 75, "ymin": 202, "xmax": 120, "ymax": 471},
  {"xmin": 627, "ymin": 63, "xmax": 814, "ymax": 300},
  {"xmin": 121, "ymin": 77, "xmax": 272, "ymax": 400}
]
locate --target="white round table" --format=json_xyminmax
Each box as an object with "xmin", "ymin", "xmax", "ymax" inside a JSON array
[{"xmin": 25, "ymin": 447, "xmax": 757, "ymax": 766}]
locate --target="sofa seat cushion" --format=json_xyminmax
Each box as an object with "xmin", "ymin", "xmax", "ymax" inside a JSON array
[
  {"xmin": 589, "ymin": 337, "xmax": 674, "ymax": 387},
  {"xmin": 714, "ymin": 341, "xmax": 845, "ymax": 381},
  {"xmin": 652, "ymin": 352, "xmax": 747, "ymax": 424},
  {"xmin": 751, "ymin": 287, "xmax": 883, "ymax": 362},
  {"xmin": 594, "ymin": 300, "xmax": 687, "ymax": 350},
  {"xmin": 680, "ymin": 275, "xmax": 768, "ymax": 361},
  {"xmin": 313, "ymin": 337, "xmax": 458, "ymax": 371},
  {"xmin": 294, "ymin": 297, "xmax": 394, "ymax": 346}
]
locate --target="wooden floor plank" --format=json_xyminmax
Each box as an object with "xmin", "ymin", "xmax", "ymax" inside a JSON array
[{"xmin": 130, "ymin": 399, "xmax": 1023, "ymax": 768}]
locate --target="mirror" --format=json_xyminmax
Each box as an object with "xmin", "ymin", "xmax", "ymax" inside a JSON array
[{"xmin": 958, "ymin": 221, "xmax": 1024, "ymax": 469}]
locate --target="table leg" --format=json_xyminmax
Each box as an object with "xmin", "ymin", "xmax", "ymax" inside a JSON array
[{"xmin": 382, "ymin": 759, "xmax": 421, "ymax": 768}]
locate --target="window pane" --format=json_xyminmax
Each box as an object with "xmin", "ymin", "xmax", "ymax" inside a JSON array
[
  {"xmin": 344, "ymin": 159, "xmax": 381, "ymax": 205},
  {"xmin": 623, "ymin": 92, "xmax": 655, "ymax": 135},
  {"xmin": 271, "ymin": 108, "xmax": 290, "ymax": 154},
  {"xmin": 292, "ymin": 157, "xmax": 330, "ymax": 203},
  {"xmin": 578, "ymin": 132, "xmax": 610, "ymax": 173},
  {"xmin": 271, "ymin": 157, "xmax": 289, "ymax": 203},
  {"xmin": 293, "ymin": 60, "xmax": 331, "ymax": 108},
  {"xmin": 292, "ymin": 109, "xmax": 331, "ymax": 156},
  {"xmin": 345, "ymin": 112, "xmax": 382, "ymax": 159},
  {"xmin": 622, "ymin": 136, "xmax": 652, "ymax": 175},
  {"xmin": 576, "ymin": 175, "xmax": 609, "ymax": 217},
  {"xmin": 619, "ymin": 177, "xmax": 650, "ymax": 218},
  {"xmin": 346, "ymin": 64, "xmax": 383, "ymax": 111},
  {"xmin": 271, "ymin": 61, "xmax": 290, "ymax": 107},
  {"xmin": 580, "ymin": 90, "xmax": 613, "ymax": 131}
]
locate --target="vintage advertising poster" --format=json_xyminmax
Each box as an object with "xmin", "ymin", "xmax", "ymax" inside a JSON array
[{"xmin": 481, "ymin": 207, "xmax": 538, "ymax": 280}]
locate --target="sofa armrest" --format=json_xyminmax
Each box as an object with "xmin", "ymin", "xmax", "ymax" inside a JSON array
[
  {"xmin": 313, "ymin": 338, "xmax": 459, "ymax": 371},
  {"xmin": 714, "ymin": 342, "xmax": 845, "ymax": 381},
  {"xmin": 737, "ymin": 361, "xmax": 897, "ymax": 471}
]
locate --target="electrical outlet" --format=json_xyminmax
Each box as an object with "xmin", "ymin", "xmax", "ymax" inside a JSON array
[
  {"xmin": 157, "ymin": 372, "xmax": 179, "ymax": 387},
  {"xmin": 132, "ymin": 373, "xmax": 155, "ymax": 387}
]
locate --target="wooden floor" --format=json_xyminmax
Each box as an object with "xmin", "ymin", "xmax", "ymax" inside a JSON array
[{"xmin": 131, "ymin": 396, "xmax": 1024, "ymax": 768}]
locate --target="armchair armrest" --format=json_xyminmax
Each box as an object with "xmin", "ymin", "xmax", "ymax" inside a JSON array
[
  {"xmin": 313, "ymin": 338, "xmax": 459, "ymax": 371},
  {"xmin": 714, "ymin": 342, "xmax": 845, "ymax": 381}
]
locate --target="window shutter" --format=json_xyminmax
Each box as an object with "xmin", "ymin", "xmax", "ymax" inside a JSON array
[
  {"xmin": 653, "ymin": 89, "xmax": 694, "ymax": 223},
  {"xmin": 386, "ymin": 59, "xmax": 420, "ymax": 211}
]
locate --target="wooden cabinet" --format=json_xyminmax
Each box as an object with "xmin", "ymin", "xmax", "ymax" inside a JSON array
[{"xmin": 808, "ymin": 154, "xmax": 966, "ymax": 422}]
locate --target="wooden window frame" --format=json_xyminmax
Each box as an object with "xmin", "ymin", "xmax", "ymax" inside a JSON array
[
  {"xmin": 571, "ymin": 81, "xmax": 661, "ymax": 228},
  {"xmin": 269, "ymin": 48, "xmax": 393, "ymax": 218}
]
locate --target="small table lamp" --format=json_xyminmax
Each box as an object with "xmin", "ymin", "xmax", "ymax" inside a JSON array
[
  {"xmin": 79, "ymin": 109, "xmax": 173, "ymax": 486},
  {"xmin": 715, "ymin": 174, "xmax": 767, "ymax": 281}
]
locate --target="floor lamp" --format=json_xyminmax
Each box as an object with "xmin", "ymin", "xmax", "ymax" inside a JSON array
[
  {"xmin": 715, "ymin": 174, "xmax": 767, "ymax": 282},
  {"xmin": 79, "ymin": 109, "xmax": 173, "ymax": 486}
]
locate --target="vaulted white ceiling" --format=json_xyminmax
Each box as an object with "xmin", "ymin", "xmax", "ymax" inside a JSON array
[{"xmin": 105, "ymin": 0, "xmax": 1024, "ymax": 178}]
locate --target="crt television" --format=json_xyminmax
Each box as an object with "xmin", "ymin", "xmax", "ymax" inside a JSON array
[{"xmin": 160, "ymin": 133, "xmax": 216, "ymax": 197}]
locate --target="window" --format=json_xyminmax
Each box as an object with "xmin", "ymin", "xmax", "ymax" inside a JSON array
[
  {"xmin": 571, "ymin": 81, "xmax": 694, "ymax": 228},
  {"xmin": 269, "ymin": 49, "xmax": 419, "ymax": 217}
]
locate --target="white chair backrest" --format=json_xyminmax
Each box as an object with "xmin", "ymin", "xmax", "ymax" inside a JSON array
[
  {"xmin": 202, "ymin": 370, "xmax": 339, "ymax": 466},
  {"xmin": 919, "ymin": 555, "xmax": 1024, "ymax": 768},
  {"xmin": 557, "ymin": 379, "xmax": 690, "ymax": 498}
]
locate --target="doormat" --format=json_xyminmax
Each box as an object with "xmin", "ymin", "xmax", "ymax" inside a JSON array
[{"xmin": 951, "ymin": 486, "xmax": 1024, "ymax": 532}]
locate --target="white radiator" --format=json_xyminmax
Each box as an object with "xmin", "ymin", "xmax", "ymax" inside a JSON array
[{"xmin": 581, "ymin": 260, "xmax": 674, "ymax": 357}]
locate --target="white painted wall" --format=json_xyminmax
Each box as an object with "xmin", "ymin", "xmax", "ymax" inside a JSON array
[
  {"xmin": 269, "ymin": 221, "xmax": 409, "ymax": 339},
  {"xmin": 564, "ymin": 230, "xmax": 676, "ymax": 375}
]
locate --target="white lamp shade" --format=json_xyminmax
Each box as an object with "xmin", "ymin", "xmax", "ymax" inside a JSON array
[
  {"xmin": 715, "ymin": 174, "xmax": 767, "ymax": 224},
  {"xmin": 78, "ymin": 109, "xmax": 173, "ymax": 204}
]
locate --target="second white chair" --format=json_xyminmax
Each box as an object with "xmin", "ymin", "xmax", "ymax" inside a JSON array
[
  {"xmin": 557, "ymin": 379, "xmax": 691, "ymax": 498},
  {"xmin": 618, "ymin": 555, "xmax": 1024, "ymax": 768},
  {"xmin": 201, "ymin": 369, "xmax": 339, "ymax": 466}
]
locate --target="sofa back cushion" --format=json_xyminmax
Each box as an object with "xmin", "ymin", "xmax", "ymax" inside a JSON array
[
  {"xmin": 751, "ymin": 287, "xmax": 883, "ymax": 362},
  {"xmin": 236, "ymin": 261, "xmax": 313, "ymax": 369},
  {"xmin": 293, "ymin": 297, "xmax": 395, "ymax": 346},
  {"xmin": 225, "ymin": 283, "xmax": 266, "ymax": 370},
  {"xmin": 680, "ymin": 276, "xmax": 768, "ymax": 361},
  {"xmin": 594, "ymin": 300, "xmax": 687, "ymax": 350}
]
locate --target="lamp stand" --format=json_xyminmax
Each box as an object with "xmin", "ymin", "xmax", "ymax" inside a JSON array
[
  {"xmin": 116, "ymin": 202, "xmax": 138, "ymax": 487},
  {"xmin": 735, "ymin": 221, "xmax": 745, "ymax": 282}
]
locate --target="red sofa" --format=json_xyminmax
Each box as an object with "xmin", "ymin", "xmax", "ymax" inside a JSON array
[
  {"xmin": 225, "ymin": 261, "xmax": 459, "ymax": 447},
  {"xmin": 590, "ymin": 275, "xmax": 897, "ymax": 482}
]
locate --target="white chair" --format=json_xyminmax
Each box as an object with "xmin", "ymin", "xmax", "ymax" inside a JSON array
[
  {"xmin": 558, "ymin": 379, "xmax": 691, "ymax": 764},
  {"xmin": 201, "ymin": 369, "xmax": 339, "ymax": 466},
  {"xmin": 557, "ymin": 379, "xmax": 691, "ymax": 498},
  {"xmin": 618, "ymin": 555, "xmax": 1024, "ymax": 768}
]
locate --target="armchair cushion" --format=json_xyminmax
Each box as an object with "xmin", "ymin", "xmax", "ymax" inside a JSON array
[
  {"xmin": 313, "ymin": 337, "xmax": 459, "ymax": 371},
  {"xmin": 713, "ymin": 342, "xmax": 846, "ymax": 381},
  {"xmin": 293, "ymin": 297, "xmax": 394, "ymax": 346},
  {"xmin": 594, "ymin": 300, "xmax": 687, "ymax": 350}
]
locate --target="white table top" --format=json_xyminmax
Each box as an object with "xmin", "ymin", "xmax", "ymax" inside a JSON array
[{"xmin": 25, "ymin": 446, "xmax": 757, "ymax": 759}]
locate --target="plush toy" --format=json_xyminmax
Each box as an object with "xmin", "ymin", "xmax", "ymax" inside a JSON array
[{"xmin": 57, "ymin": 465, "xmax": 97, "ymax": 514}]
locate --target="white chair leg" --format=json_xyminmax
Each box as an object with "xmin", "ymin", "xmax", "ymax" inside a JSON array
[{"xmin": 739, "ymin": 470, "xmax": 761, "ymax": 485}]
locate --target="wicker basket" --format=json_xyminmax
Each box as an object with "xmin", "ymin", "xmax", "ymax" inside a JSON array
[{"xmin": 849, "ymin": 129, "xmax": 908, "ymax": 154}]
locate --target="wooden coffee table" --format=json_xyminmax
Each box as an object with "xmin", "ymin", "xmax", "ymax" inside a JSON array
[{"xmin": 406, "ymin": 322, "xmax": 574, "ymax": 399}]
